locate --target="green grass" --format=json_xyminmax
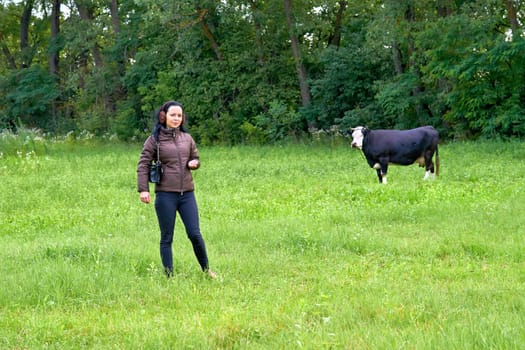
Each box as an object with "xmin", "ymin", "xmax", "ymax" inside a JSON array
[{"xmin": 1, "ymin": 140, "xmax": 524, "ymax": 349}]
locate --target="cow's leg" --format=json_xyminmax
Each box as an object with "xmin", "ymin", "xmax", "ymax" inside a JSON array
[
  {"xmin": 375, "ymin": 168, "xmax": 382, "ymax": 183},
  {"xmin": 378, "ymin": 158, "xmax": 388, "ymax": 184},
  {"xmin": 423, "ymin": 150, "xmax": 435, "ymax": 180},
  {"xmin": 373, "ymin": 163, "xmax": 384, "ymax": 183}
]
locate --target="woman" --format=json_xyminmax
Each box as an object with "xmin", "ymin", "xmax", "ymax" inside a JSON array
[{"xmin": 137, "ymin": 100, "xmax": 216, "ymax": 279}]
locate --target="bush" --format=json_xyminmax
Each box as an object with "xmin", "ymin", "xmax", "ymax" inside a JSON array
[{"xmin": 0, "ymin": 66, "xmax": 60, "ymax": 131}]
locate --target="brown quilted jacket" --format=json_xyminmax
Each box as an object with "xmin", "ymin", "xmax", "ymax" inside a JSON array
[{"xmin": 137, "ymin": 127, "xmax": 200, "ymax": 193}]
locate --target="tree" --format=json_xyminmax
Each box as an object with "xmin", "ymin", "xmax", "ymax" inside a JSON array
[
  {"xmin": 2, "ymin": 0, "xmax": 524, "ymax": 141},
  {"xmin": 0, "ymin": 3, "xmax": 18, "ymax": 70},
  {"xmin": 49, "ymin": 0, "xmax": 60, "ymax": 78},
  {"xmin": 284, "ymin": 0, "xmax": 311, "ymax": 108},
  {"xmin": 48, "ymin": 0, "xmax": 61, "ymax": 129},
  {"xmin": 20, "ymin": 0, "xmax": 34, "ymax": 68},
  {"xmin": 328, "ymin": 0, "xmax": 347, "ymax": 47}
]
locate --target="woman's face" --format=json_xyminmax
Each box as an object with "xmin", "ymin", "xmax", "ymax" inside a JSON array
[{"xmin": 165, "ymin": 105, "xmax": 183, "ymax": 129}]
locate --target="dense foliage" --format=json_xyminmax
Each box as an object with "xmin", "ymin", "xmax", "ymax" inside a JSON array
[{"xmin": 1, "ymin": 0, "xmax": 524, "ymax": 144}]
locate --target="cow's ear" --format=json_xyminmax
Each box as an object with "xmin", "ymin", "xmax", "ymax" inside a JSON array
[{"xmin": 362, "ymin": 127, "xmax": 370, "ymax": 136}]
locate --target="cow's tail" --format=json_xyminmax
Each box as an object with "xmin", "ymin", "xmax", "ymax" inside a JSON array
[{"xmin": 435, "ymin": 145, "xmax": 440, "ymax": 176}]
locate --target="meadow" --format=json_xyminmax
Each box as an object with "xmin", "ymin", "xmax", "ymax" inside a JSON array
[{"xmin": 0, "ymin": 136, "xmax": 524, "ymax": 349}]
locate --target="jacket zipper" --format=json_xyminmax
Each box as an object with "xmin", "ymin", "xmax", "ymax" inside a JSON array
[{"xmin": 173, "ymin": 129, "xmax": 185, "ymax": 192}]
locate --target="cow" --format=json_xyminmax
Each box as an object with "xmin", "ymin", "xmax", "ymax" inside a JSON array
[{"xmin": 350, "ymin": 126, "xmax": 439, "ymax": 184}]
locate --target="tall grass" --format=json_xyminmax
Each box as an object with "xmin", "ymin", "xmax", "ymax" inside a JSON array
[{"xmin": 0, "ymin": 138, "xmax": 524, "ymax": 349}]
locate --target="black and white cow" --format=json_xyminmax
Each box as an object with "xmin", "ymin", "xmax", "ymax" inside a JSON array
[{"xmin": 350, "ymin": 126, "xmax": 439, "ymax": 184}]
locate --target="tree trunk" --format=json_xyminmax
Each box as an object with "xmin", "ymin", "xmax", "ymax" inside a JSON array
[
  {"xmin": 436, "ymin": 0, "xmax": 454, "ymax": 94},
  {"xmin": 78, "ymin": 52, "xmax": 88, "ymax": 89},
  {"xmin": 504, "ymin": 0, "xmax": 520, "ymax": 39},
  {"xmin": 329, "ymin": 1, "xmax": 347, "ymax": 47},
  {"xmin": 74, "ymin": 0, "xmax": 114, "ymax": 127},
  {"xmin": 110, "ymin": 0, "xmax": 120, "ymax": 36},
  {"xmin": 198, "ymin": 8, "xmax": 223, "ymax": 61},
  {"xmin": 49, "ymin": 0, "xmax": 60, "ymax": 78},
  {"xmin": 49, "ymin": 0, "xmax": 61, "ymax": 131},
  {"xmin": 20, "ymin": 0, "xmax": 34, "ymax": 68},
  {"xmin": 74, "ymin": 0, "xmax": 104, "ymax": 68},
  {"xmin": 247, "ymin": 0, "xmax": 265, "ymax": 66},
  {"xmin": 0, "ymin": 33, "xmax": 17, "ymax": 69},
  {"xmin": 391, "ymin": 41, "xmax": 404, "ymax": 74},
  {"xmin": 404, "ymin": 1, "xmax": 432, "ymax": 124},
  {"xmin": 109, "ymin": 0, "xmax": 126, "ymax": 101},
  {"xmin": 283, "ymin": 0, "xmax": 311, "ymax": 107},
  {"xmin": 436, "ymin": 0, "xmax": 454, "ymax": 17}
]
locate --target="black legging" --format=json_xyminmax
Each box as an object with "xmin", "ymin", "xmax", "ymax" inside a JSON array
[{"xmin": 154, "ymin": 191, "xmax": 209, "ymax": 273}]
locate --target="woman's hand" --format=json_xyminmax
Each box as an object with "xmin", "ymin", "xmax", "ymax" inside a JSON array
[
  {"xmin": 140, "ymin": 191, "xmax": 151, "ymax": 204},
  {"xmin": 188, "ymin": 159, "xmax": 200, "ymax": 170}
]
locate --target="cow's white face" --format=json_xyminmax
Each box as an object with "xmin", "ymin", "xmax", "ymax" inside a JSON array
[{"xmin": 350, "ymin": 126, "xmax": 365, "ymax": 149}]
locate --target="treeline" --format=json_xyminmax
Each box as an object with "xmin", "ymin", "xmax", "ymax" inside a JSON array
[{"xmin": 0, "ymin": 0, "xmax": 524, "ymax": 144}]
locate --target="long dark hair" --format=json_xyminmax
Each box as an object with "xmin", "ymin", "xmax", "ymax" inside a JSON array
[{"xmin": 152, "ymin": 100, "xmax": 187, "ymax": 140}]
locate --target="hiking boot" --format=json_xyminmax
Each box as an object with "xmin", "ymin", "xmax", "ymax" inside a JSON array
[
  {"xmin": 164, "ymin": 267, "xmax": 173, "ymax": 278},
  {"xmin": 205, "ymin": 269, "xmax": 217, "ymax": 279}
]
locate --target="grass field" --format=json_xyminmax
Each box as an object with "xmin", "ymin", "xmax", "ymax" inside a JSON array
[{"xmin": 0, "ymin": 138, "xmax": 524, "ymax": 349}]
